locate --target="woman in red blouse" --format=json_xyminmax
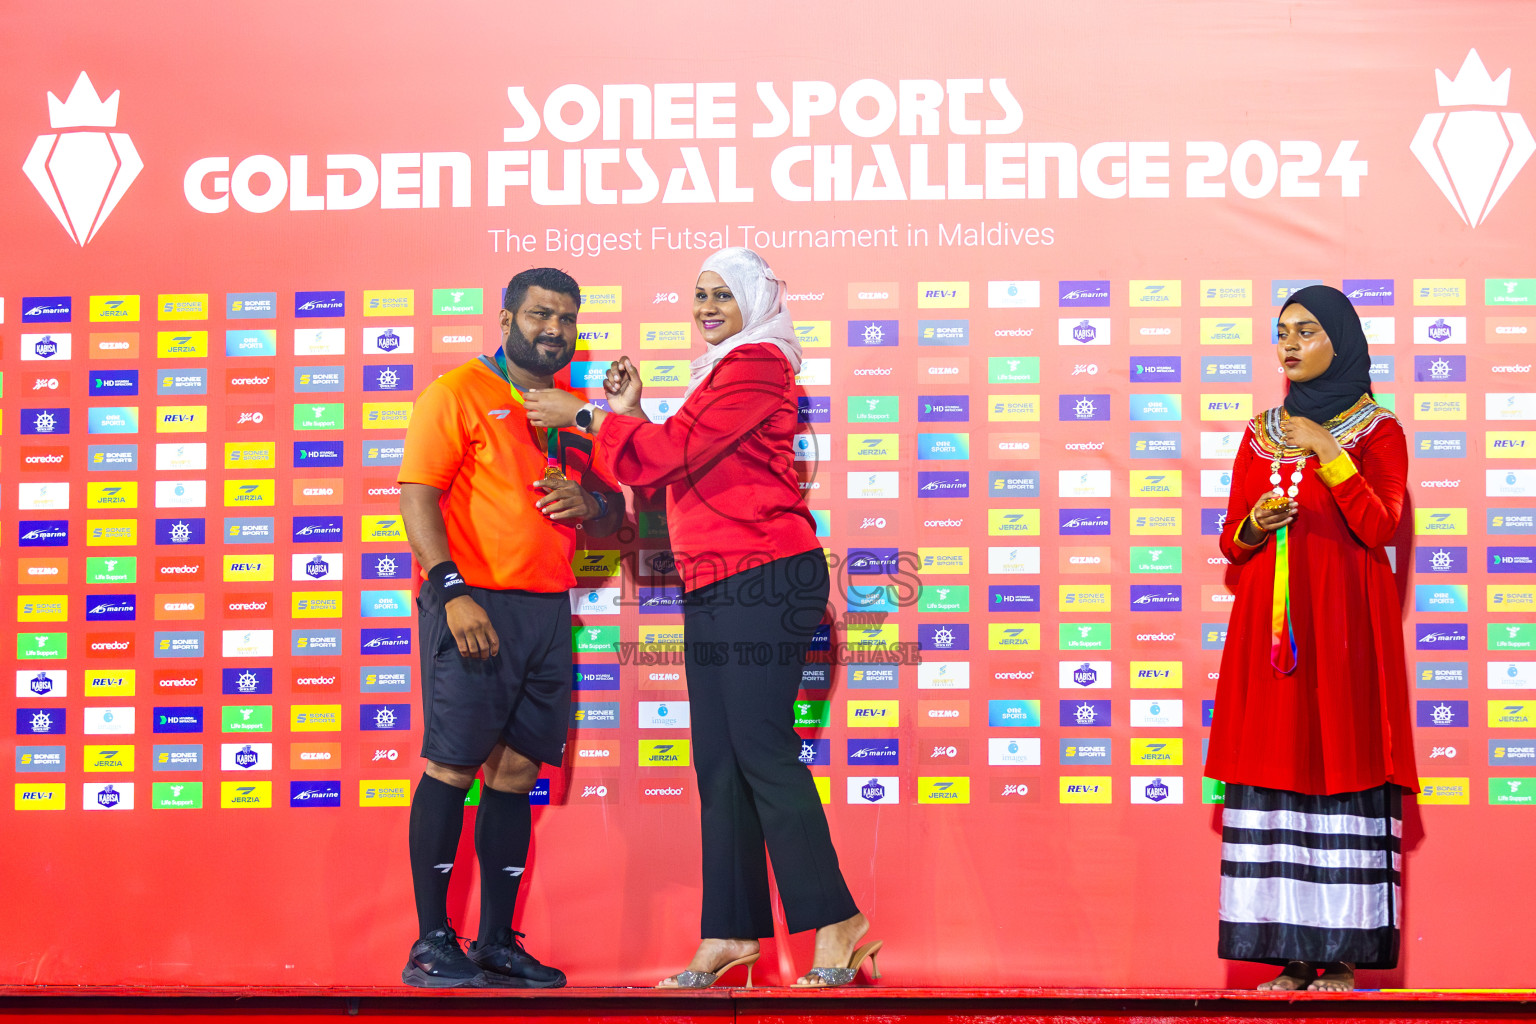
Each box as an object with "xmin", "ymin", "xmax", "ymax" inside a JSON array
[
  {"xmin": 1207, "ymin": 285, "xmax": 1417, "ymax": 992},
  {"xmin": 526, "ymin": 248, "xmax": 878, "ymax": 988}
]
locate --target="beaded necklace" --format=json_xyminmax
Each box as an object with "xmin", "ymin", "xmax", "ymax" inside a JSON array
[{"xmin": 1245, "ymin": 394, "xmax": 1394, "ymax": 673}]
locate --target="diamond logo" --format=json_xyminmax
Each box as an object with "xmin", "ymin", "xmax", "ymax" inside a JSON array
[
  {"xmin": 23, "ymin": 72, "xmax": 143, "ymax": 245},
  {"xmin": 1410, "ymin": 49, "xmax": 1535, "ymax": 227}
]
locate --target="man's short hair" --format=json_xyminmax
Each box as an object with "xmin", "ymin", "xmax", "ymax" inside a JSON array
[{"xmin": 504, "ymin": 268, "xmax": 581, "ymax": 313}]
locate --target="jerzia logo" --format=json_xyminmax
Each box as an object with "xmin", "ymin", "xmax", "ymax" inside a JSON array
[
  {"xmin": 23, "ymin": 72, "xmax": 143, "ymax": 245},
  {"xmin": 1411, "ymin": 49, "xmax": 1534, "ymax": 227}
]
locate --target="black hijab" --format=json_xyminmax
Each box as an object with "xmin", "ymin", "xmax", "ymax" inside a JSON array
[{"xmin": 1278, "ymin": 284, "xmax": 1373, "ymax": 422}]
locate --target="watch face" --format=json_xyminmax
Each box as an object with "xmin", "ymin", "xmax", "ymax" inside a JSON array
[{"xmin": 576, "ymin": 408, "xmax": 592, "ymax": 428}]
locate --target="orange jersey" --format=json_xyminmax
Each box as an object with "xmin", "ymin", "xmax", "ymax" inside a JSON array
[{"xmin": 398, "ymin": 358, "xmax": 617, "ymax": 591}]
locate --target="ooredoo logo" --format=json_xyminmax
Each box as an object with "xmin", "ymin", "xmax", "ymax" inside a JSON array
[
  {"xmin": 1411, "ymin": 50, "xmax": 1534, "ymax": 227},
  {"xmin": 23, "ymin": 72, "xmax": 143, "ymax": 245}
]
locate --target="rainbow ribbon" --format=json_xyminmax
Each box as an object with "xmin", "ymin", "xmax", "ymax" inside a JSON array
[{"xmin": 1270, "ymin": 524, "xmax": 1297, "ymax": 674}]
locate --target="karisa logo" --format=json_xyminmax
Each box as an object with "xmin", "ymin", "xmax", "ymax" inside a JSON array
[
  {"xmin": 23, "ymin": 72, "xmax": 143, "ymax": 245},
  {"xmin": 1410, "ymin": 49, "xmax": 1534, "ymax": 227}
]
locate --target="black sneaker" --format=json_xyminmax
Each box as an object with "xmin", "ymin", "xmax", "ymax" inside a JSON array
[
  {"xmin": 402, "ymin": 924, "xmax": 487, "ymax": 988},
  {"xmin": 467, "ymin": 928, "xmax": 567, "ymax": 988}
]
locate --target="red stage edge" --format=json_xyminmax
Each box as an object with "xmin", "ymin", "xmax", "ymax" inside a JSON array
[{"xmin": 3, "ymin": 987, "xmax": 1536, "ymax": 1023}]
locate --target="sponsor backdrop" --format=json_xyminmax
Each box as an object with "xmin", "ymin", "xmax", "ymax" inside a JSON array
[{"xmin": 2, "ymin": 0, "xmax": 1534, "ymax": 989}]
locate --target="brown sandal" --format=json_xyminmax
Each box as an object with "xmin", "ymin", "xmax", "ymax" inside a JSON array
[
  {"xmin": 1308, "ymin": 961, "xmax": 1355, "ymax": 992},
  {"xmin": 1257, "ymin": 961, "xmax": 1316, "ymax": 991}
]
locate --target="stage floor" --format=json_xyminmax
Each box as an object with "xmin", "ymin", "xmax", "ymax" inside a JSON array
[{"xmin": 4, "ymin": 986, "xmax": 1536, "ymax": 1023}]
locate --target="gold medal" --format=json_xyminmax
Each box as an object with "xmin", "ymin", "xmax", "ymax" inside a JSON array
[{"xmin": 543, "ymin": 463, "xmax": 566, "ymax": 482}]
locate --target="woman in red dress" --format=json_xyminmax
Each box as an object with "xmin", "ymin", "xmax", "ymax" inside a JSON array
[
  {"xmin": 1206, "ymin": 285, "xmax": 1418, "ymax": 992},
  {"xmin": 525, "ymin": 248, "xmax": 878, "ymax": 989}
]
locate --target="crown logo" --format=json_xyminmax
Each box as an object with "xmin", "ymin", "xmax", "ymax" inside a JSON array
[
  {"xmin": 1436, "ymin": 49, "xmax": 1510, "ymax": 107},
  {"xmin": 1410, "ymin": 49, "xmax": 1534, "ymax": 227},
  {"xmin": 23, "ymin": 71, "xmax": 143, "ymax": 245},
  {"xmin": 48, "ymin": 72, "xmax": 121, "ymax": 127}
]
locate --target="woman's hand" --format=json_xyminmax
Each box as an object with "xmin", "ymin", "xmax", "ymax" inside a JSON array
[
  {"xmin": 604, "ymin": 356, "xmax": 644, "ymax": 417},
  {"xmin": 1282, "ymin": 415, "xmax": 1342, "ymax": 463},
  {"xmin": 1239, "ymin": 495, "xmax": 1297, "ymax": 545},
  {"xmin": 524, "ymin": 388, "xmax": 584, "ymax": 428}
]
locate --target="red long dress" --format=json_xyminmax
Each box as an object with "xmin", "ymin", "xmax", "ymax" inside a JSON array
[{"xmin": 1206, "ymin": 400, "xmax": 1420, "ymax": 795}]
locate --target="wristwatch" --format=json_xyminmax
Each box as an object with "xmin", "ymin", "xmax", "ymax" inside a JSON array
[{"xmin": 575, "ymin": 403, "xmax": 598, "ymax": 431}]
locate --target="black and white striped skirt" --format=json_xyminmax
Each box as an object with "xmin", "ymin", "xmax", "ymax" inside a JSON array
[{"xmin": 1218, "ymin": 783, "xmax": 1402, "ymax": 969}]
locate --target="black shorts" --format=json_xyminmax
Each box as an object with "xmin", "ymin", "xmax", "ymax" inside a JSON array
[{"xmin": 417, "ymin": 584, "xmax": 572, "ymax": 768}]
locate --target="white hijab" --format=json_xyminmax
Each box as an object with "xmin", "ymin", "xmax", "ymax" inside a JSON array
[{"xmin": 684, "ymin": 247, "xmax": 802, "ymax": 401}]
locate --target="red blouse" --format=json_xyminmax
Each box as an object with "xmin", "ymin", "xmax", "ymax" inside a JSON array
[
  {"xmin": 594, "ymin": 345, "xmax": 820, "ymax": 592},
  {"xmin": 1205, "ymin": 403, "xmax": 1420, "ymax": 795}
]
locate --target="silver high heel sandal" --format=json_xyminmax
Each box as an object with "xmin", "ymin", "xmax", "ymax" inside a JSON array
[
  {"xmin": 792, "ymin": 940, "xmax": 883, "ymax": 988},
  {"xmin": 657, "ymin": 952, "xmax": 759, "ymax": 989}
]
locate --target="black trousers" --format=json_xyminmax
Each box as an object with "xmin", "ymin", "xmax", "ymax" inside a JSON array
[{"xmin": 683, "ymin": 549, "xmax": 859, "ymax": 937}]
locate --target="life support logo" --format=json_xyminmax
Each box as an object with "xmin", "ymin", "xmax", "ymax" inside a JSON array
[
  {"xmin": 1411, "ymin": 49, "xmax": 1534, "ymax": 227},
  {"xmin": 23, "ymin": 72, "xmax": 142, "ymax": 245}
]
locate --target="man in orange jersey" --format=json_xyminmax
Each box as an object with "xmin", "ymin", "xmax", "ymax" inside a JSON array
[{"xmin": 397, "ymin": 268, "xmax": 622, "ymax": 987}]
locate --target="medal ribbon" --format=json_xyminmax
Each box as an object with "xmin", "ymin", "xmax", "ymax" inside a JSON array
[
  {"xmin": 1269, "ymin": 526, "xmax": 1298, "ymax": 674},
  {"xmin": 491, "ymin": 347, "xmax": 563, "ymax": 474}
]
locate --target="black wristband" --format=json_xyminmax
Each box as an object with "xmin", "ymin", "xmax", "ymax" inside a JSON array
[{"xmin": 427, "ymin": 560, "xmax": 469, "ymax": 602}]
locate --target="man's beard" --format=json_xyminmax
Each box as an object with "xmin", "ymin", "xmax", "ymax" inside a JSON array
[{"xmin": 503, "ymin": 318, "xmax": 574, "ymax": 375}]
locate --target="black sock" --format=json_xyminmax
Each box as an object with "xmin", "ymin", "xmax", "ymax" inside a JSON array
[
  {"xmin": 408, "ymin": 773, "xmax": 469, "ymax": 938},
  {"xmin": 475, "ymin": 786, "xmax": 532, "ymax": 945}
]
